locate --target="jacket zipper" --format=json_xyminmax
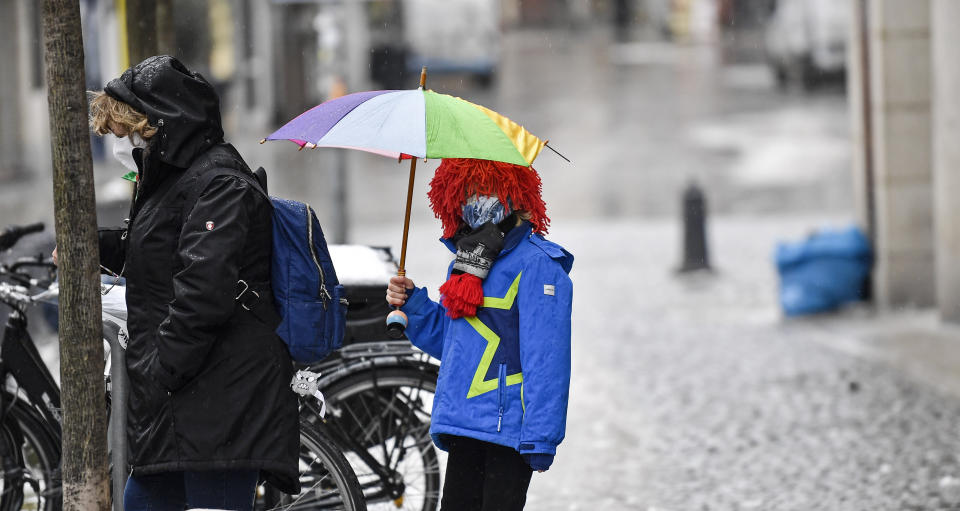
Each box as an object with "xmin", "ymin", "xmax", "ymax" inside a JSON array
[
  {"xmin": 124, "ymin": 118, "xmax": 164, "ymax": 241},
  {"xmin": 497, "ymin": 363, "xmax": 506, "ymax": 432}
]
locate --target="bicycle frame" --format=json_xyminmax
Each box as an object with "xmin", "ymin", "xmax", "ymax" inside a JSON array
[
  {"xmin": 311, "ymin": 340, "xmax": 436, "ymax": 389},
  {"xmin": 0, "ymin": 309, "xmax": 62, "ymax": 442}
]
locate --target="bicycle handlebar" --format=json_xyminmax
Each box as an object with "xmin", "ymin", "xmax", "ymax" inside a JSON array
[
  {"xmin": 0, "ymin": 223, "xmax": 44, "ymax": 252},
  {"xmin": 9, "ymin": 259, "xmax": 57, "ymax": 273},
  {"xmin": 0, "ymin": 281, "xmax": 34, "ymax": 307}
]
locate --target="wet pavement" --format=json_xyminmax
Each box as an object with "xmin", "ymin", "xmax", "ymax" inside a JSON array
[
  {"xmin": 355, "ymin": 208, "xmax": 960, "ymax": 510},
  {"xmin": 516, "ymin": 217, "xmax": 960, "ymax": 511},
  {"xmin": 11, "ymin": 22, "xmax": 960, "ymax": 511}
]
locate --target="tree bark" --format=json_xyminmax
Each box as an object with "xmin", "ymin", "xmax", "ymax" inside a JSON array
[
  {"xmin": 126, "ymin": 0, "xmax": 158, "ymax": 65},
  {"xmin": 40, "ymin": 1, "xmax": 110, "ymax": 509}
]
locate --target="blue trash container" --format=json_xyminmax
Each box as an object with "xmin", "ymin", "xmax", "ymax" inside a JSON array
[{"xmin": 774, "ymin": 225, "xmax": 872, "ymax": 316}]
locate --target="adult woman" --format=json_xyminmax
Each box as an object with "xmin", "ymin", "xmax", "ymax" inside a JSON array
[
  {"xmin": 89, "ymin": 56, "xmax": 298, "ymax": 510},
  {"xmin": 386, "ymin": 158, "xmax": 574, "ymax": 511}
]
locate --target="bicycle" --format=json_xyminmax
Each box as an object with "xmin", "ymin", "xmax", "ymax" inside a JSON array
[
  {"xmin": 0, "ymin": 223, "xmax": 62, "ymax": 511},
  {"xmin": 104, "ymin": 280, "xmax": 369, "ymax": 511},
  {"xmin": 299, "ymin": 343, "xmax": 440, "ymax": 511},
  {"xmin": 1, "ymin": 224, "xmax": 367, "ymax": 511}
]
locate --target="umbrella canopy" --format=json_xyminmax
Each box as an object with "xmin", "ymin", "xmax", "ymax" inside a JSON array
[
  {"xmin": 264, "ymin": 89, "xmax": 546, "ymax": 167},
  {"xmin": 260, "ymin": 69, "xmax": 558, "ymax": 335}
]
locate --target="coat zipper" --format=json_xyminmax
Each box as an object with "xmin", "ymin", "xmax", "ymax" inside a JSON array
[
  {"xmin": 124, "ymin": 118, "xmax": 164, "ymax": 241},
  {"xmin": 497, "ymin": 363, "xmax": 506, "ymax": 432}
]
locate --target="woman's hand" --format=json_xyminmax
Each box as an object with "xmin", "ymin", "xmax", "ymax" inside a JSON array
[{"xmin": 386, "ymin": 275, "xmax": 415, "ymax": 307}]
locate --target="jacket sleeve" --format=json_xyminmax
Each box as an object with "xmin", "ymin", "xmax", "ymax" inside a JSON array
[
  {"xmin": 517, "ymin": 255, "xmax": 573, "ymax": 457},
  {"xmin": 97, "ymin": 228, "xmax": 126, "ymax": 275},
  {"xmin": 149, "ymin": 176, "xmax": 255, "ymax": 392},
  {"xmin": 400, "ymin": 286, "xmax": 449, "ymax": 360}
]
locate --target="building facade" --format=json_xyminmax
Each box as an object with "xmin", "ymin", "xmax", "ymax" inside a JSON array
[{"xmin": 848, "ymin": 0, "xmax": 960, "ymax": 322}]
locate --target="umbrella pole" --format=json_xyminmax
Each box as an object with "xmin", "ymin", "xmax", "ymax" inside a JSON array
[
  {"xmin": 397, "ymin": 67, "xmax": 427, "ymax": 276},
  {"xmin": 397, "ymin": 156, "xmax": 417, "ymax": 276},
  {"xmin": 386, "ymin": 67, "xmax": 427, "ymax": 339},
  {"xmin": 386, "ymin": 146, "xmax": 419, "ymax": 339}
]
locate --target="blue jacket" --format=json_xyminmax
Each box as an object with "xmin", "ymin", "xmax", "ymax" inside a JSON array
[{"xmin": 402, "ymin": 223, "xmax": 573, "ymax": 460}]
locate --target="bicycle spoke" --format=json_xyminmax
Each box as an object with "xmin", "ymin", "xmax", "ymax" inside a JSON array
[{"xmin": 279, "ymin": 465, "xmax": 341, "ymax": 510}]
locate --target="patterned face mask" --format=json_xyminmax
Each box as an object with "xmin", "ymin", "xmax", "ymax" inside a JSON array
[{"xmin": 461, "ymin": 194, "xmax": 510, "ymax": 230}]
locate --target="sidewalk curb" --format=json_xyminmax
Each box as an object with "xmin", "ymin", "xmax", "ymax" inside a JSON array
[{"xmin": 792, "ymin": 307, "xmax": 960, "ymax": 398}]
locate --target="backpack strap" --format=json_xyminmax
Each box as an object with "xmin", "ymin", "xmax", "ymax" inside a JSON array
[
  {"xmin": 181, "ymin": 145, "xmax": 278, "ymax": 328},
  {"xmin": 182, "ymin": 145, "xmax": 269, "ymax": 220}
]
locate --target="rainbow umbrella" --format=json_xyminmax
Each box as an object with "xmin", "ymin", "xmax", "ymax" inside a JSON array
[
  {"xmin": 262, "ymin": 69, "xmax": 559, "ymax": 278},
  {"xmin": 263, "ymin": 86, "xmax": 545, "ymax": 167}
]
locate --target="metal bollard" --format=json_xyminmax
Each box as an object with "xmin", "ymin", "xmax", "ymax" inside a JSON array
[
  {"xmin": 107, "ymin": 332, "xmax": 128, "ymax": 511},
  {"xmin": 679, "ymin": 182, "xmax": 711, "ymax": 272}
]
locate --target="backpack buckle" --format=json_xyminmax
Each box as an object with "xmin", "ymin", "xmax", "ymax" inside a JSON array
[{"xmin": 235, "ymin": 279, "xmax": 260, "ymax": 311}]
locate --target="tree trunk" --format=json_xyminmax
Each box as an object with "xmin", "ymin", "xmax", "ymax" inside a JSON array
[
  {"xmin": 126, "ymin": 0, "xmax": 158, "ymax": 64},
  {"xmin": 40, "ymin": 1, "xmax": 110, "ymax": 509}
]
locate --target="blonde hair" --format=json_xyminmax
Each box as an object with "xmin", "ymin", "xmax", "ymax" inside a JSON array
[{"xmin": 88, "ymin": 91, "xmax": 157, "ymax": 138}]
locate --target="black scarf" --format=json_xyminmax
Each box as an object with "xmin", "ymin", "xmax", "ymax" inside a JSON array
[{"xmin": 440, "ymin": 213, "xmax": 518, "ymax": 318}]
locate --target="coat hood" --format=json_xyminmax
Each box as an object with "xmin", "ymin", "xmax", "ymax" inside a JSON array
[{"xmin": 105, "ymin": 55, "xmax": 224, "ymax": 168}]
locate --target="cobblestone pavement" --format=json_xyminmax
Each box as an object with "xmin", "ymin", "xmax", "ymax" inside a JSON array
[
  {"xmin": 356, "ymin": 214, "xmax": 960, "ymax": 511},
  {"xmin": 473, "ymin": 216, "xmax": 960, "ymax": 511}
]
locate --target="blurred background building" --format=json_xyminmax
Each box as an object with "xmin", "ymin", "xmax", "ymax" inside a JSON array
[
  {"xmin": 11, "ymin": 1, "xmax": 960, "ymax": 507},
  {"xmin": 7, "ymin": 0, "xmax": 955, "ymax": 323}
]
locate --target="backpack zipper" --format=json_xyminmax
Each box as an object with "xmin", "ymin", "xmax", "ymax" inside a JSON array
[{"xmin": 304, "ymin": 204, "xmax": 331, "ymax": 308}]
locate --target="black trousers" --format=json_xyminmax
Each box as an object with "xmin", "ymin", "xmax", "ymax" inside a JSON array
[{"xmin": 440, "ymin": 435, "xmax": 534, "ymax": 511}]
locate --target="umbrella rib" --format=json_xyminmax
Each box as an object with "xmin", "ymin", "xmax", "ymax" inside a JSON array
[{"xmin": 544, "ymin": 142, "xmax": 571, "ymax": 163}]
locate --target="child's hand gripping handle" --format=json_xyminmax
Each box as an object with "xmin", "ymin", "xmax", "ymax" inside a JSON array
[{"xmin": 386, "ymin": 274, "xmax": 414, "ymax": 339}]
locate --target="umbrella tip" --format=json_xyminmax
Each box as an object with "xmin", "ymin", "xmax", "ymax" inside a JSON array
[
  {"xmin": 259, "ymin": 138, "xmax": 266, "ymax": 144},
  {"xmin": 545, "ymin": 142, "xmax": 571, "ymax": 163}
]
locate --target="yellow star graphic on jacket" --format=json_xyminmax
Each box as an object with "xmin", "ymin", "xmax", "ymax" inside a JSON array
[{"xmin": 465, "ymin": 272, "xmax": 524, "ymax": 400}]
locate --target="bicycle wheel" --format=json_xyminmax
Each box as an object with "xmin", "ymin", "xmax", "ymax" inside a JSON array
[
  {"xmin": 260, "ymin": 420, "xmax": 366, "ymax": 511},
  {"xmin": 0, "ymin": 397, "xmax": 61, "ymax": 511},
  {"xmin": 319, "ymin": 366, "xmax": 441, "ymax": 511}
]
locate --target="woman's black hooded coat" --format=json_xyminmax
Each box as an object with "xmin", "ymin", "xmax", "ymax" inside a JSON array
[{"xmin": 98, "ymin": 56, "xmax": 299, "ymax": 492}]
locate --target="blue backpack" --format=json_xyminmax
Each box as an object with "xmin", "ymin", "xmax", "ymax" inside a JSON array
[
  {"xmin": 187, "ymin": 146, "xmax": 347, "ymax": 364},
  {"xmin": 268, "ymin": 197, "xmax": 347, "ymax": 363}
]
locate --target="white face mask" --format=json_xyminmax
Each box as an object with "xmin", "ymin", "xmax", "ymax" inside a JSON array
[{"xmin": 112, "ymin": 133, "xmax": 147, "ymax": 173}]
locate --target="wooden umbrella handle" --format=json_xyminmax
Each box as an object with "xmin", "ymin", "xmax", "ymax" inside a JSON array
[
  {"xmin": 397, "ymin": 67, "xmax": 428, "ymax": 277},
  {"xmin": 397, "ymin": 156, "xmax": 417, "ymax": 276}
]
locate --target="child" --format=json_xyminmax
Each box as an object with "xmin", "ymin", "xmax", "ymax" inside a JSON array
[{"xmin": 386, "ymin": 158, "xmax": 573, "ymax": 510}]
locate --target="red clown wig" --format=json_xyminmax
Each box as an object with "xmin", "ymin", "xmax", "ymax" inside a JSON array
[{"xmin": 427, "ymin": 158, "xmax": 550, "ymax": 239}]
